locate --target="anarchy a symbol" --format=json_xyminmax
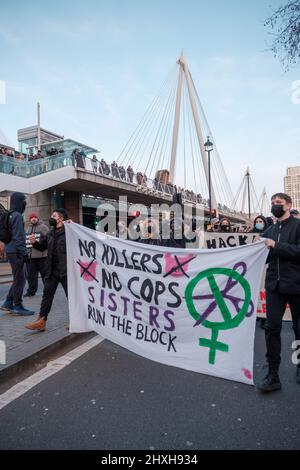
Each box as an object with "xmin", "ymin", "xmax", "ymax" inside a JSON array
[{"xmin": 185, "ymin": 267, "xmax": 251, "ymax": 365}]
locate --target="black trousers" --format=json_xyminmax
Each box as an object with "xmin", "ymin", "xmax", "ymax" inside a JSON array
[
  {"xmin": 40, "ymin": 275, "xmax": 68, "ymax": 320},
  {"xmin": 6, "ymin": 253, "xmax": 25, "ymax": 306},
  {"xmin": 265, "ymin": 289, "xmax": 300, "ymax": 370},
  {"xmin": 26, "ymin": 258, "xmax": 47, "ymax": 295}
]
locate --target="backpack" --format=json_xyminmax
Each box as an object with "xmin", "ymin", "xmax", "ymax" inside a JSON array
[{"xmin": 0, "ymin": 204, "xmax": 14, "ymax": 243}]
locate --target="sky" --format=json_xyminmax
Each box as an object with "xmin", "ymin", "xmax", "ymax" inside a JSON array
[{"xmin": 0, "ymin": 0, "xmax": 299, "ymax": 206}]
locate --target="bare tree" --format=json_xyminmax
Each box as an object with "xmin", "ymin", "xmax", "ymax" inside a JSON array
[{"xmin": 265, "ymin": 0, "xmax": 300, "ymax": 69}]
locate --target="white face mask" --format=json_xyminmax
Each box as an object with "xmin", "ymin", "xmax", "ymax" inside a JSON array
[{"xmin": 255, "ymin": 223, "xmax": 264, "ymax": 230}]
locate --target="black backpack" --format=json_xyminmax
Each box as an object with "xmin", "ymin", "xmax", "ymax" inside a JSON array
[{"xmin": 0, "ymin": 204, "xmax": 13, "ymax": 243}]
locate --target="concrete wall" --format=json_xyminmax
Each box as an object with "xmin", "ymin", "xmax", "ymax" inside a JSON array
[
  {"xmin": 25, "ymin": 189, "xmax": 82, "ymax": 224},
  {"xmin": 64, "ymin": 191, "xmax": 82, "ymax": 223},
  {"xmin": 25, "ymin": 189, "xmax": 52, "ymax": 224}
]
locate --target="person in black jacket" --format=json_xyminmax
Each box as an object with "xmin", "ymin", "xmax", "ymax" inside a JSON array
[
  {"xmin": 25, "ymin": 208, "xmax": 69, "ymax": 332},
  {"xmin": 256, "ymin": 193, "xmax": 300, "ymax": 392},
  {"xmin": 0, "ymin": 192, "xmax": 34, "ymax": 316}
]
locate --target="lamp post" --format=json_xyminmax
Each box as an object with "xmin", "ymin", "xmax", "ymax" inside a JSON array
[{"xmin": 204, "ymin": 136, "xmax": 213, "ymax": 223}]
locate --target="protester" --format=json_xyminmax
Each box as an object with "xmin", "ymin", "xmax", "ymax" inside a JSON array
[
  {"xmin": 25, "ymin": 209, "xmax": 69, "ymax": 332},
  {"xmin": 219, "ymin": 217, "xmax": 232, "ymax": 232},
  {"xmin": 116, "ymin": 220, "xmax": 128, "ymax": 239},
  {"xmin": 163, "ymin": 218, "xmax": 186, "ymax": 248},
  {"xmin": 24, "ymin": 213, "xmax": 49, "ymax": 297},
  {"xmin": 139, "ymin": 217, "xmax": 162, "ymax": 246},
  {"xmin": 252, "ymin": 214, "xmax": 268, "ymax": 233},
  {"xmin": 290, "ymin": 209, "xmax": 300, "ymax": 219},
  {"xmin": 0, "ymin": 193, "xmax": 34, "ymax": 315},
  {"xmin": 265, "ymin": 216, "xmax": 274, "ymax": 227},
  {"xmin": 208, "ymin": 217, "xmax": 220, "ymax": 232},
  {"xmin": 256, "ymin": 193, "xmax": 300, "ymax": 392}
]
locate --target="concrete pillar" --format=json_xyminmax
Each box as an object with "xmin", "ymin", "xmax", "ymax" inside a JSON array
[
  {"xmin": 25, "ymin": 189, "xmax": 52, "ymax": 224},
  {"xmin": 64, "ymin": 191, "xmax": 82, "ymax": 223}
]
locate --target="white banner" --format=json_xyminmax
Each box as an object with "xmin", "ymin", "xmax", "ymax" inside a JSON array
[
  {"xmin": 204, "ymin": 233, "xmax": 292, "ymax": 320},
  {"xmin": 204, "ymin": 232, "xmax": 257, "ymax": 249},
  {"xmin": 66, "ymin": 223, "xmax": 268, "ymax": 385}
]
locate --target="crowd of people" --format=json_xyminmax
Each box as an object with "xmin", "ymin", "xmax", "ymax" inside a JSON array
[
  {"xmin": 0, "ymin": 190, "xmax": 300, "ymax": 394},
  {"xmin": 0, "ymin": 144, "xmax": 298, "ymax": 226},
  {"xmin": 88, "ymin": 156, "xmax": 207, "ymax": 204},
  {"xmin": 0, "ymin": 146, "xmax": 15, "ymax": 158},
  {"xmin": 1, "ymin": 143, "xmax": 237, "ymax": 215},
  {"xmin": 0, "ymin": 193, "xmax": 69, "ymax": 333}
]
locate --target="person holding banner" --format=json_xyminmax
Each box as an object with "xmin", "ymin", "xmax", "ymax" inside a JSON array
[
  {"xmin": 24, "ymin": 209, "xmax": 69, "ymax": 332},
  {"xmin": 257, "ymin": 193, "xmax": 300, "ymax": 392}
]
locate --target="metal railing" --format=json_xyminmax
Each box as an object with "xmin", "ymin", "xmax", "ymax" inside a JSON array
[{"xmin": 0, "ymin": 152, "xmax": 245, "ymax": 217}]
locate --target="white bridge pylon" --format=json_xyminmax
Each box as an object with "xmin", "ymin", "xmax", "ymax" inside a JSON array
[
  {"xmin": 117, "ymin": 52, "xmax": 234, "ymax": 210},
  {"xmin": 231, "ymin": 167, "xmax": 261, "ymax": 219},
  {"xmin": 170, "ymin": 52, "xmax": 217, "ymax": 208}
]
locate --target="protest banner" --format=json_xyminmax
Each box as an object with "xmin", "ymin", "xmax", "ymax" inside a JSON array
[
  {"xmin": 66, "ymin": 223, "xmax": 268, "ymax": 385},
  {"xmin": 203, "ymin": 233, "xmax": 292, "ymax": 320}
]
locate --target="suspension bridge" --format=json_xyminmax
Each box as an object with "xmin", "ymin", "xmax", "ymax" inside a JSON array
[{"xmin": 0, "ymin": 53, "xmax": 268, "ymax": 223}]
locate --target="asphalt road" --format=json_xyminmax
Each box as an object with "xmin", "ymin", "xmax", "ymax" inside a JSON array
[{"xmin": 0, "ymin": 321, "xmax": 299, "ymax": 450}]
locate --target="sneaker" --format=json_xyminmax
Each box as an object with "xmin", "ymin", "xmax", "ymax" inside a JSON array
[
  {"xmin": 0, "ymin": 299, "xmax": 14, "ymax": 312},
  {"xmin": 296, "ymin": 368, "xmax": 300, "ymax": 385},
  {"xmin": 11, "ymin": 305, "xmax": 35, "ymax": 316},
  {"xmin": 25, "ymin": 316, "xmax": 46, "ymax": 332},
  {"xmin": 257, "ymin": 370, "xmax": 281, "ymax": 393}
]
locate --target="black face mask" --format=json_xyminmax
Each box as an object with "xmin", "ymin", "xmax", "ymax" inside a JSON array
[
  {"xmin": 49, "ymin": 217, "xmax": 57, "ymax": 228},
  {"xmin": 271, "ymin": 204, "xmax": 285, "ymax": 219},
  {"xmin": 21, "ymin": 200, "xmax": 27, "ymax": 214},
  {"xmin": 220, "ymin": 225, "xmax": 230, "ymax": 232}
]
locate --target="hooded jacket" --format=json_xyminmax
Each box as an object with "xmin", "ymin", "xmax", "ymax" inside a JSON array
[
  {"xmin": 5, "ymin": 192, "xmax": 27, "ymax": 257},
  {"xmin": 262, "ymin": 216, "xmax": 300, "ymax": 294}
]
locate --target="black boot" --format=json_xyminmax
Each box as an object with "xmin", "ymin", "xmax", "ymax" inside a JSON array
[
  {"xmin": 260, "ymin": 318, "xmax": 266, "ymax": 330},
  {"xmin": 257, "ymin": 368, "xmax": 281, "ymax": 393},
  {"xmin": 296, "ymin": 367, "xmax": 300, "ymax": 385}
]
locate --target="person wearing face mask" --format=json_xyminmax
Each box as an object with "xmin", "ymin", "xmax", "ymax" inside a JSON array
[
  {"xmin": 256, "ymin": 193, "xmax": 300, "ymax": 392},
  {"xmin": 0, "ymin": 192, "xmax": 34, "ymax": 316},
  {"xmin": 24, "ymin": 209, "xmax": 69, "ymax": 332},
  {"xmin": 219, "ymin": 218, "xmax": 231, "ymax": 233},
  {"xmin": 252, "ymin": 215, "xmax": 268, "ymax": 234}
]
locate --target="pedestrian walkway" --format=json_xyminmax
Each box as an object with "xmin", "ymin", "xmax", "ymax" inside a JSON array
[{"xmin": 0, "ymin": 283, "xmax": 92, "ymax": 378}]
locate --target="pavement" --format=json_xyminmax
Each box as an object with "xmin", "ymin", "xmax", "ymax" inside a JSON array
[
  {"xmin": 0, "ymin": 280, "xmax": 93, "ymax": 380},
  {"xmin": 0, "ymin": 321, "xmax": 299, "ymax": 450}
]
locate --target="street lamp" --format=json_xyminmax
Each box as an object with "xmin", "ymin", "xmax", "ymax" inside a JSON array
[{"xmin": 204, "ymin": 136, "xmax": 213, "ymax": 223}]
